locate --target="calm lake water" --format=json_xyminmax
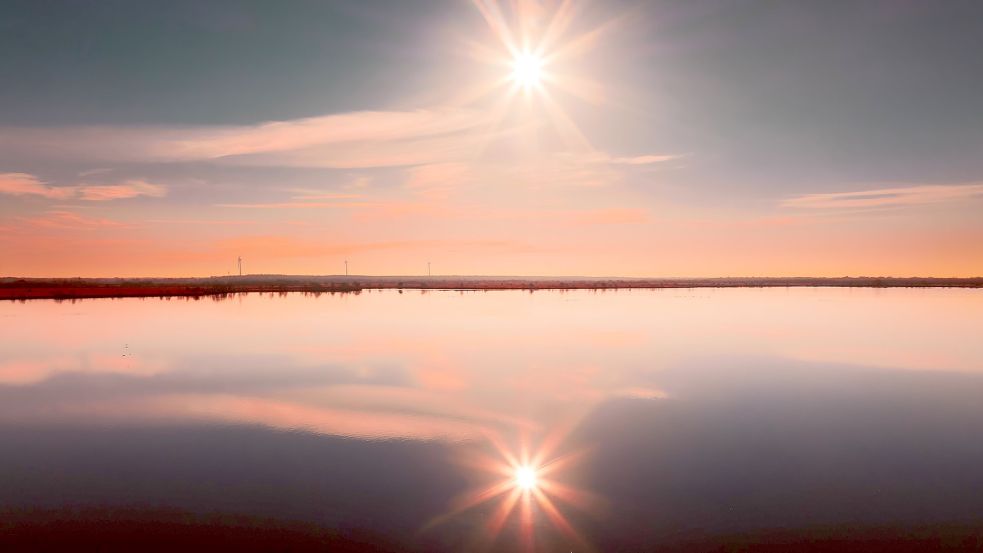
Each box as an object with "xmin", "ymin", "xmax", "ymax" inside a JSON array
[{"xmin": 2, "ymin": 288, "xmax": 982, "ymax": 551}]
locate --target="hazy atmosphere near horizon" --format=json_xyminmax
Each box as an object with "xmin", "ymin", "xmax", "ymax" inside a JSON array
[
  {"xmin": 3, "ymin": 2, "xmax": 983, "ymax": 553},
  {"xmin": 2, "ymin": 0, "xmax": 982, "ymax": 277}
]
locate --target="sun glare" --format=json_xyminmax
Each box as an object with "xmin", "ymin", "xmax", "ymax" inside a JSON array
[
  {"xmin": 515, "ymin": 465, "xmax": 538, "ymax": 490},
  {"xmin": 425, "ymin": 426, "xmax": 596, "ymax": 551},
  {"xmin": 466, "ymin": 0, "xmax": 611, "ymax": 152},
  {"xmin": 510, "ymin": 52, "xmax": 544, "ymax": 89}
]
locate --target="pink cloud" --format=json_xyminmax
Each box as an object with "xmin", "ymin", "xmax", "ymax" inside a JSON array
[
  {"xmin": 289, "ymin": 192, "xmax": 366, "ymax": 200},
  {"xmin": 0, "ymin": 173, "xmax": 166, "ymax": 201},
  {"xmin": 614, "ymin": 387, "xmax": 670, "ymax": 400},
  {"xmin": 76, "ymin": 179, "xmax": 166, "ymax": 201},
  {"xmin": 783, "ymin": 183, "xmax": 983, "ymax": 209},
  {"xmin": 0, "ymin": 173, "xmax": 75, "ymax": 199},
  {"xmin": 216, "ymin": 201, "xmax": 373, "ymax": 209}
]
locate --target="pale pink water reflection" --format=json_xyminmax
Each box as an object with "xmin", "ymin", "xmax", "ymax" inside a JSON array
[{"xmin": 1, "ymin": 288, "xmax": 981, "ymax": 438}]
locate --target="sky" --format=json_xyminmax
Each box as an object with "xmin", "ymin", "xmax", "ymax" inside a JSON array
[{"xmin": 1, "ymin": 0, "xmax": 981, "ymax": 278}]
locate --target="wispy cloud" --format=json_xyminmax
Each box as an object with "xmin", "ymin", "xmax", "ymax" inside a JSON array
[
  {"xmin": 77, "ymin": 168, "xmax": 113, "ymax": 177},
  {"xmin": 0, "ymin": 354, "xmax": 166, "ymax": 386},
  {"xmin": 783, "ymin": 183, "xmax": 983, "ymax": 209},
  {"xmin": 170, "ymin": 109, "xmax": 486, "ymax": 158},
  {"xmin": 288, "ymin": 192, "xmax": 366, "ymax": 201},
  {"xmin": 217, "ymin": 201, "xmax": 373, "ymax": 209},
  {"xmin": 0, "ymin": 173, "xmax": 166, "ymax": 201},
  {"xmin": 607, "ymin": 154, "xmax": 682, "ymax": 165},
  {"xmin": 216, "ymin": 189, "xmax": 369, "ymax": 209},
  {"xmin": 0, "ymin": 108, "xmax": 493, "ymax": 169},
  {"xmin": 0, "ymin": 173, "xmax": 75, "ymax": 199},
  {"xmin": 0, "ymin": 109, "xmax": 673, "ymax": 177},
  {"xmin": 404, "ymin": 162, "xmax": 472, "ymax": 198},
  {"xmin": 76, "ymin": 180, "xmax": 166, "ymax": 201},
  {"xmin": 23, "ymin": 210, "xmax": 127, "ymax": 229}
]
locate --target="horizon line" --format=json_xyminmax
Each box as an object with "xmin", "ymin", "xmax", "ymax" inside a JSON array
[{"xmin": 4, "ymin": 274, "xmax": 982, "ymax": 281}]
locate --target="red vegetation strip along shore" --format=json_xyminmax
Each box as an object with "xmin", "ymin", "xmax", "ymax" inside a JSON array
[{"xmin": 1, "ymin": 276, "xmax": 981, "ymax": 300}]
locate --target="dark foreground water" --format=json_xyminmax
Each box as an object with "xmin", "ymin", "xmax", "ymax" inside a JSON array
[{"xmin": 1, "ymin": 288, "xmax": 982, "ymax": 551}]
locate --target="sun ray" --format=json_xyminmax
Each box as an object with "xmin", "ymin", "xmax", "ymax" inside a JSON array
[
  {"xmin": 486, "ymin": 428, "xmax": 522, "ymax": 468},
  {"xmin": 537, "ymin": 479, "xmax": 600, "ymax": 512},
  {"xmin": 450, "ymin": 479, "xmax": 516, "ymax": 513},
  {"xmin": 519, "ymin": 490, "xmax": 535, "ymax": 551},
  {"xmin": 460, "ymin": 0, "xmax": 624, "ymax": 161},
  {"xmin": 542, "ymin": 13, "xmax": 625, "ymax": 66},
  {"xmin": 534, "ymin": 0, "xmax": 578, "ymax": 58},
  {"xmin": 538, "ymin": 88, "xmax": 595, "ymax": 152},
  {"xmin": 543, "ymin": 71, "xmax": 606, "ymax": 105},
  {"xmin": 532, "ymin": 487, "xmax": 594, "ymax": 551},
  {"xmin": 486, "ymin": 487, "xmax": 523, "ymax": 536},
  {"xmin": 464, "ymin": 37, "xmax": 516, "ymax": 69},
  {"xmin": 537, "ymin": 448, "xmax": 589, "ymax": 479},
  {"xmin": 473, "ymin": 0, "xmax": 521, "ymax": 57},
  {"xmin": 529, "ymin": 412, "xmax": 584, "ymax": 467},
  {"xmin": 423, "ymin": 424, "xmax": 598, "ymax": 551}
]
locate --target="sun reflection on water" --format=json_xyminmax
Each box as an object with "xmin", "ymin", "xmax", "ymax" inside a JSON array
[{"xmin": 425, "ymin": 423, "xmax": 598, "ymax": 552}]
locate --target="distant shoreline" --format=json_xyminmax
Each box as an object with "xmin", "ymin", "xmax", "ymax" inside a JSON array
[{"xmin": 1, "ymin": 275, "xmax": 981, "ymax": 300}]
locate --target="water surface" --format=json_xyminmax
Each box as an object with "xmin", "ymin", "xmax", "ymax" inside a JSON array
[{"xmin": 2, "ymin": 288, "xmax": 982, "ymax": 550}]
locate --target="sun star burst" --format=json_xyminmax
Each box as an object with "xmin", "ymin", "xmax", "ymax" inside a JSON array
[
  {"xmin": 510, "ymin": 52, "xmax": 545, "ymax": 90},
  {"xmin": 458, "ymin": 0, "xmax": 621, "ymax": 154},
  {"xmin": 423, "ymin": 423, "xmax": 599, "ymax": 552}
]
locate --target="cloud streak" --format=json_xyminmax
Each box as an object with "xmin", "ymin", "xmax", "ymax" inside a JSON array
[
  {"xmin": 0, "ymin": 354, "xmax": 167, "ymax": 386},
  {"xmin": 24, "ymin": 210, "xmax": 128, "ymax": 229},
  {"xmin": 76, "ymin": 180, "xmax": 166, "ymax": 201},
  {"xmin": 0, "ymin": 173, "xmax": 75, "ymax": 199},
  {"xmin": 607, "ymin": 154, "xmax": 682, "ymax": 165},
  {"xmin": 0, "ymin": 108, "xmax": 494, "ymax": 169},
  {"xmin": 0, "ymin": 109, "xmax": 678, "ymax": 176},
  {"xmin": 783, "ymin": 183, "xmax": 983, "ymax": 210},
  {"xmin": 0, "ymin": 173, "xmax": 165, "ymax": 201}
]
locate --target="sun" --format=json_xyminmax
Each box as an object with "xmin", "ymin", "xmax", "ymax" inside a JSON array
[
  {"xmin": 515, "ymin": 465, "xmax": 538, "ymax": 490},
  {"xmin": 510, "ymin": 52, "xmax": 544, "ymax": 90},
  {"xmin": 424, "ymin": 426, "xmax": 597, "ymax": 551},
  {"xmin": 464, "ymin": 0, "xmax": 614, "ymax": 152}
]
